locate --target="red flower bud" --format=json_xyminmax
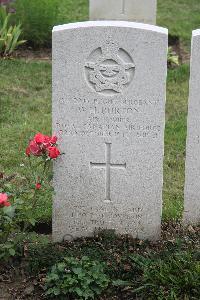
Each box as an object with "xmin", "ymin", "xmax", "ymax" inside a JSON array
[
  {"xmin": 35, "ymin": 183, "xmax": 41, "ymax": 190},
  {"xmin": 25, "ymin": 146, "xmax": 31, "ymax": 156}
]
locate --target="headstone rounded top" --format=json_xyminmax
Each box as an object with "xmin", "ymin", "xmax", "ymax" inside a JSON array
[
  {"xmin": 53, "ymin": 21, "xmax": 168, "ymax": 35},
  {"xmin": 193, "ymin": 29, "xmax": 200, "ymax": 37}
]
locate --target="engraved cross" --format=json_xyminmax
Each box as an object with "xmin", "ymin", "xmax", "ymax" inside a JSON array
[
  {"xmin": 121, "ymin": 0, "xmax": 126, "ymax": 15},
  {"xmin": 90, "ymin": 143, "xmax": 126, "ymax": 202}
]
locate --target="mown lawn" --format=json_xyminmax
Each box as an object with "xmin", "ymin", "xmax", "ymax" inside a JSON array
[
  {"xmin": 157, "ymin": 0, "xmax": 200, "ymax": 47},
  {"xmin": 0, "ymin": 59, "xmax": 52, "ymax": 222}
]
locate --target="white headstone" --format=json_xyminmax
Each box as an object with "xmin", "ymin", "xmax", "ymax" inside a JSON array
[
  {"xmin": 90, "ymin": 0, "xmax": 157, "ymax": 25},
  {"xmin": 52, "ymin": 21, "xmax": 168, "ymax": 242},
  {"xmin": 184, "ymin": 29, "xmax": 200, "ymax": 225}
]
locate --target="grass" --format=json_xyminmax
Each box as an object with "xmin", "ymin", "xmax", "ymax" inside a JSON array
[
  {"xmin": 158, "ymin": 0, "xmax": 200, "ymax": 48},
  {"xmin": 0, "ymin": 59, "xmax": 52, "ymax": 221},
  {"xmin": 163, "ymin": 65, "xmax": 189, "ymax": 220},
  {"xmin": 0, "ymin": 59, "xmax": 51, "ymax": 149},
  {"xmin": 57, "ymin": 0, "xmax": 88, "ymax": 23}
]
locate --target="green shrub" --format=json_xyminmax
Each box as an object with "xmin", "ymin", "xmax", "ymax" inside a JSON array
[
  {"xmin": 27, "ymin": 242, "xmax": 64, "ymax": 275},
  {"xmin": 0, "ymin": 6, "xmax": 25, "ymax": 56},
  {"xmin": 45, "ymin": 256, "xmax": 110, "ymax": 299},
  {"xmin": 13, "ymin": 0, "xmax": 60, "ymax": 47},
  {"xmin": 131, "ymin": 251, "xmax": 200, "ymax": 300}
]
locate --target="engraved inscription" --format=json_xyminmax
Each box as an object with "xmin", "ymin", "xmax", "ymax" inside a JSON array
[
  {"xmin": 67, "ymin": 205, "xmax": 143, "ymax": 233},
  {"xmin": 90, "ymin": 143, "xmax": 126, "ymax": 202},
  {"xmin": 56, "ymin": 93, "xmax": 161, "ymax": 139},
  {"xmin": 85, "ymin": 40, "xmax": 135, "ymax": 95}
]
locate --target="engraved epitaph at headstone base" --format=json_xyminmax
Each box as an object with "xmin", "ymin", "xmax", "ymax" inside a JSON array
[
  {"xmin": 52, "ymin": 21, "xmax": 168, "ymax": 242},
  {"xmin": 90, "ymin": 0, "xmax": 157, "ymax": 25},
  {"xmin": 184, "ymin": 29, "xmax": 200, "ymax": 225}
]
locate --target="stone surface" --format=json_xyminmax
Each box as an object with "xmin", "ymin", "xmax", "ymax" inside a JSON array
[
  {"xmin": 90, "ymin": 0, "xmax": 157, "ymax": 25},
  {"xmin": 52, "ymin": 21, "xmax": 168, "ymax": 242},
  {"xmin": 184, "ymin": 29, "xmax": 200, "ymax": 225}
]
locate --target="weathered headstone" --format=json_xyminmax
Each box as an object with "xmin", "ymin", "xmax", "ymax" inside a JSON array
[
  {"xmin": 184, "ymin": 29, "xmax": 200, "ymax": 225},
  {"xmin": 90, "ymin": 0, "xmax": 157, "ymax": 25},
  {"xmin": 52, "ymin": 21, "xmax": 168, "ymax": 242}
]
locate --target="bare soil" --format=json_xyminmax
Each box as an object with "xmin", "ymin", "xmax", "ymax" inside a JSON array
[{"xmin": 14, "ymin": 48, "xmax": 51, "ymax": 62}]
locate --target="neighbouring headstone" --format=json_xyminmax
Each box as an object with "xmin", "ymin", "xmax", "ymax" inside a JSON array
[
  {"xmin": 184, "ymin": 29, "xmax": 200, "ymax": 225},
  {"xmin": 52, "ymin": 21, "xmax": 168, "ymax": 242},
  {"xmin": 90, "ymin": 0, "xmax": 157, "ymax": 25}
]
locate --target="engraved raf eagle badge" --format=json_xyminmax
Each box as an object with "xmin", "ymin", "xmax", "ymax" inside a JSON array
[{"xmin": 85, "ymin": 40, "xmax": 135, "ymax": 96}]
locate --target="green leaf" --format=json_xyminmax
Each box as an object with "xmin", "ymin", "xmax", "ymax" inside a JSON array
[
  {"xmin": 112, "ymin": 279, "xmax": 132, "ymax": 287},
  {"xmin": 8, "ymin": 248, "xmax": 15, "ymax": 256},
  {"xmin": 57, "ymin": 262, "xmax": 65, "ymax": 272},
  {"xmin": 72, "ymin": 267, "xmax": 82, "ymax": 275},
  {"xmin": 53, "ymin": 288, "xmax": 60, "ymax": 296},
  {"xmin": 45, "ymin": 256, "xmax": 109, "ymax": 299},
  {"xmin": 3, "ymin": 206, "xmax": 15, "ymax": 218},
  {"xmin": 74, "ymin": 287, "xmax": 83, "ymax": 296},
  {"xmin": 28, "ymin": 218, "xmax": 36, "ymax": 226}
]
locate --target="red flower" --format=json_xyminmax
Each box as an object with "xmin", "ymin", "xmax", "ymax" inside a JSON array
[
  {"xmin": 0, "ymin": 193, "xmax": 11, "ymax": 208},
  {"xmin": 43, "ymin": 136, "xmax": 53, "ymax": 150},
  {"xmin": 26, "ymin": 133, "xmax": 60, "ymax": 158},
  {"xmin": 0, "ymin": 193, "xmax": 8, "ymax": 203},
  {"xmin": 34, "ymin": 133, "xmax": 53, "ymax": 144},
  {"xmin": 35, "ymin": 183, "xmax": 41, "ymax": 190},
  {"xmin": 34, "ymin": 133, "xmax": 46, "ymax": 144},
  {"xmin": 48, "ymin": 146, "xmax": 60, "ymax": 159},
  {"xmin": 29, "ymin": 140, "xmax": 43, "ymax": 156}
]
